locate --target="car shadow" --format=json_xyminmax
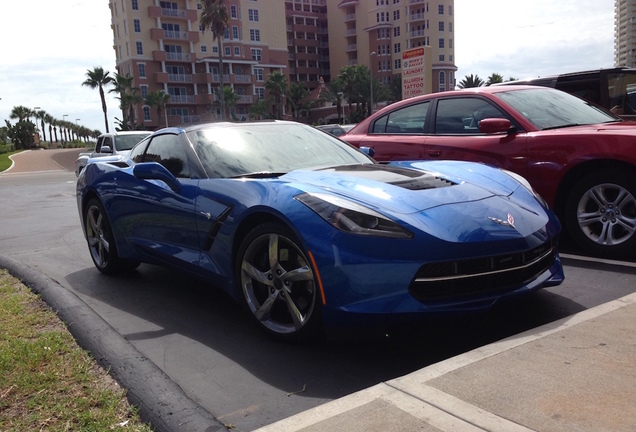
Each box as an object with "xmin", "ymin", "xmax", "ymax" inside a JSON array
[{"xmin": 66, "ymin": 264, "xmax": 586, "ymax": 401}]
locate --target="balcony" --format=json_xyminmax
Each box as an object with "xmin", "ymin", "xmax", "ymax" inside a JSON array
[
  {"xmin": 410, "ymin": 29, "xmax": 426, "ymax": 38},
  {"xmin": 168, "ymin": 95, "xmax": 195, "ymax": 104},
  {"xmin": 234, "ymin": 74, "xmax": 253, "ymax": 84},
  {"xmin": 237, "ymin": 95, "xmax": 255, "ymax": 104},
  {"xmin": 168, "ymin": 73, "xmax": 193, "ymax": 83},
  {"xmin": 409, "ymin": 12, "xmax": 426, "ymax": 23},
  {"xmin": 345, "ymin": 13, "xmax": 356, "ymax": 22},
  {"xmin": 167, "ymin": 52, "xmax": 193, "ymax": 62},
  {"xmin": 148, "ymin": 5, "xmax": 198, "ymax": 21},
  {"xmin": 346, "ymin": 44, "xmax": 357, "ymax": 52}
]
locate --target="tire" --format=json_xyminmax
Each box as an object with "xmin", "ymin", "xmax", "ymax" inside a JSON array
[
  {"xmin": 236, "ymin": 223, "xmax": 322, "ymax": 341},
  {"xmin": 564, "ymin": 170, "xmax": 636, "ymax": 258},
  {"xmin": 84, "ymin": 198, "xmax": 139, "ymax": 274}
]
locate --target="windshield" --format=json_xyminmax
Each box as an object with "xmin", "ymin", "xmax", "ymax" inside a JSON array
[
  {"xmin": 187, "ymin": 122, "xmax": 373, "ymax": 178},
  {"xmin": 497, "ymin": 88, "xmax": 620, "ymax": 130},
  {"xmin": 114, "ymin": 134, "xmax": 151, "ymax": 151}
]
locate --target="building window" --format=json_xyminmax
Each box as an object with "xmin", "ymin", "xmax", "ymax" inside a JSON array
[
  {"xmin": 201, "ymin": 45, "xmax": 207, "ymax": 53},
  {"xmin": 439, "ymin": 54, "xmax": 445, "ymax": 61},
  {"xmin": 394, "ymin": 43, "xmax": 401, "ymax": 53},
  {"xmin": 138, "ymin": 63, "xmax": 146, "ymax": 78},
  {"xmin": 255, "ymin": 87, "xmax": 265, "ymax": 99},
  {"xmin": 132, "ymin": 0, "xmax": 138, "ymax": 10},
  {"xmin": 225, "ymin": 46, "xmax": 231, "ymax": 56},
  {"xmin": 394, "ymin": 59, "xmax": 401, "ymax": 70},
  {"xmin": 136, "ymin": 41, "xmax": 143, "ymax": 55},
  {"xmin": 232, "ymin": 26, "xmax": 239, "ymax": 39},
  {"xmin": 438, "ymin": 38, "xmax": 444, "ymax": 49},
  {"xmin": 439, "ymin": 71, "xmax": 446, "ymax": 91},
  {"xmin": 231, "ymin": 5, "xmax": 238, "ymax": 19},
  {"xmin": 449, "ymin": 22, "xmax": 453, "ymax": 32},
  {"xmin": 250, "ymin": 29, "xmax": 261, "ymax": 41},
  {"xmin": 140, "ymin": 85, "xmax": 148, "ymax": 98},
  {"xmin": 449, "ymin": 38, "xmax": 453, "ymax": 49},
  {"xmin": 439, "ymin": 21, "xmax": 444, "ymax": 31},
  {"xmin": 248, "ymin": 9, "xmax": 259, "ymax": 21},
  {"xmin": 438, "ymin": 4, "xmax": 444, "ymax": 14},
  {"xmin": 143, "ymin": 106, "xmax": 151, "ymax": 121},
  {"xmin": 393, "ymin": 10, "xmax": 400, "ymax": 21},
  {"xmin": 394, "ymin": 26, "xmax": 400, "ymax": 37},
  {"xmin": 254, "ymin": 67, "xmax": 264, "ymax": 81},
  {"xmin": 212, "ymin": 45, "xmax": 218, "ymax": 54},
  {"xmin": 234, "ymin": 46, "xmax": 241, "ymax": 56},
  {"xmin": 133, "ymin": 19, "xmax": 141, "ymax": 33},
  {"xmin": 251, "ymin": 48, "xmax": 262, "ymax": 60}
]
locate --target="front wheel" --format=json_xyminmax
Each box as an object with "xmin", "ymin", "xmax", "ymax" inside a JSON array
[
  {"xmin": 564, "ymin": 170, "xmax": 636, "ymax": 258},
  {"xmin": 84, "ymin": 198, "xmax": 139, "ymax": 274},
  {"xmin": 236, "ymin": 223, "xmax": 322, "ymax": 341}
]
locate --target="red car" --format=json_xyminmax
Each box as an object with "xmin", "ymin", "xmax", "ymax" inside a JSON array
[{"xmin": 343, "ymin": 85, "xmax": 636, "ymax": 258}]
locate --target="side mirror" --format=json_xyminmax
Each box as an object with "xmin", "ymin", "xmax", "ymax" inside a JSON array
[
  {"xmin": 133, "ymin": 162, "xmax": 182, "ymax": 192},
  {"xmin": 478, "ymin": 118, "xmax": 514, "ymax": 134},
  {"xmin": 101, "ymin": 145, "xmax": 113, "ymax": 154},
  {"xmin": 359, "ymin": 146, "xmax": 375, "ymax": 158}
]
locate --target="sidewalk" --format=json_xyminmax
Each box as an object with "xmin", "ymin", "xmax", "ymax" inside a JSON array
[{"xmin": 255, "ymin": 292, "xmax": 636, "ymax": 432}]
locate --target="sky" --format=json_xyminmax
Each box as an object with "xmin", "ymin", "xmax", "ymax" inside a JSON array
[{"xmin": 0, "ymin": 0, "xmax": 616, "ymax": 134}]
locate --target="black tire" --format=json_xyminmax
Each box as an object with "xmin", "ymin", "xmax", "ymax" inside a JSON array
[
  {"xmin": 84, "ymin": 198, "xmax": 139, "ymax": 274},
  {"xmin": 564, "ymin": 170, "xmax": 636, "ymax": 258},
  {"xmin": 236, "ymin": 222, "xmax": 322, "ymax": 342}
]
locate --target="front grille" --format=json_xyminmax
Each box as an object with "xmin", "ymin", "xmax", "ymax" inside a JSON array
[{"xmin": 408, "ymin": 240, "xmax": 557, "ymax": 302}]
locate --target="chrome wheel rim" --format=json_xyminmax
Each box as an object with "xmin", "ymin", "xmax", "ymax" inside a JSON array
[
  {"xmin": 576, "ymin": 182, "xmax": 636, "ymax": 246},
  {"xmin": 240, "ymin": 232, "xmax": 316, "ymax": 335},
  {"xmin": 86, "ymin": 204, "xmax": 111, "ymax": 269}
]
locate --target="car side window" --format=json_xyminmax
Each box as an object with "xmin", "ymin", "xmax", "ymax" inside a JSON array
[
  {"xmin": 129, "ymin": 137, "xmax": 150, "ymax": 163},
  {"xmin": 435, "ymin": 98, "xmax": 507, "ymax": 134},
  {"xmin": 371, "ymin": 101, "xmax": 429, "ymax": 134},
  {"xmin": 95, "ymin": 137, "xmax": 104, "ymax": 152},
  {"xmin": 143, "ymin": 134, "xmax": 191, "ymax": 178},
  {"xmin": 102, "ymin": 137, "xmax": 113, "ymax": 151}
]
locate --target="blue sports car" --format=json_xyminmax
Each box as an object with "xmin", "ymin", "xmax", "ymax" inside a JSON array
[{"xmin": 76, "ymin": 120, "xmax": 564, "ymax": 341}]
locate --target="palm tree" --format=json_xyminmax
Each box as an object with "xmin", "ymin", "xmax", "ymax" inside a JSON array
[
  {"xmin": 319, "ymin": 80, "xmax": 344, "ymax": 123},
  {"xmin": 458, "ymin": 74, "xmax": 485, "ymax": 89},
  {"xmin": 110, "ymin": 73, "xmax": 142, "ymax": 129},
  {"xmin": 82, "ymin": 67, "xmax": 114, "ymax": 133},
  {"xmin": 199, "ymin": 0, "xmax": 229, "ymax": 120},
  {"xmin": 10, "ymin": 106, "xmax": 32, "ymax": 123},
  {"xmin": 486, "ymin": 73, "xmax": 504, "ymax": 86},
  {"xmin": 220, "ymin": 86, "xmax": 240, "ymax": 120},
  {"xmin": 289, "ymin": 83, "xmax": 311, "ymax": 122},
  {"xmin": 35, "ymin": 110, "xmax": 48, "ymax": 143},
  {"xmin": 44, "ymin": 113, "xmax": 54, "ymax": 145},
  {"xmin": 265, "ymin": 71, "xmax": 289, "ymax": 119},
  {"xmin": 145, "ymin": 90, "xmax": 171, "ymax": 128}
]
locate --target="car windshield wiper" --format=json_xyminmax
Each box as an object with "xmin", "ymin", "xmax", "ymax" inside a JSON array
[
  {"xmin": 541, "ymin": 123, "xmax": 584, "ymax": 131},
  {"xmin": 231, "ymin": 171, "xmax": 288, "ymax": 179}
]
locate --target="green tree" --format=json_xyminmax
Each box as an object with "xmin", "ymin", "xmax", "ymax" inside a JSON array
[
  {"xmin": 289, "ymin": 83, "xmax": 312, "ymax": 122},
  {"xmin": 44, "ymin": 113, "xmax": 55, "ymax": 145},
  {"xmin": 219, "ymin": 86, "xmax": 240, "ymax": 120},
  {"xmin": 110, "ymin": 73, "xmax": 142, "ymax": 129},
  {"xmin": 199, "ymin": 0, "xmax": 229, "ymax": 120},
  {"xmin": 5, "ymin": 119, "xmax": 36, "ymax": 150},
  {"xmin": 458, "ymin": 74, "xmax": 485, "ymax": 88},
  {"xmin": 33, "ymin": 109, "xmax": 48, "ymax": 143},
  {"xmin": 145, "ymin": 90, "xmax": 171, "ymax": 128},
  {"xmin": 249, "ymin": 99, "xmax": 269, "ymax": 120},
  {"xmin": 486, "ymin": 73, "xmax": 504, "ymax": 86},
  {"xmin": 82, "ymin": 67, "xmax": 114, "ymax": 133},
  {"xmin": 265, "ymin": 71, "xmax": 289, "ymax": 119},
  {"xmin": 9, "ymin": 106, "xmax": 33, "ymax": 124}
]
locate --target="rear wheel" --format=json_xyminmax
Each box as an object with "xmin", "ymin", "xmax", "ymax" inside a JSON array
[
  {"xmin": 565, "ymin": 170, "xmax": 636, "ymax": 257},
  {"xmin": 236, "ymin": 223, "xmax": 321, "ymax": 341},
  {"xmin": 85, "ymin": 198, "xmax": 139, "ymax": 274}
]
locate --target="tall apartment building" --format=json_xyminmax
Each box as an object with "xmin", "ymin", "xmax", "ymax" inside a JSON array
[
  {"xmin": 108, "ymin": 0, "xmax": 456, "ymax": 129},
  {"xmin": 615, "ymin": 0, "xmax": 636, "ymax": 67}
]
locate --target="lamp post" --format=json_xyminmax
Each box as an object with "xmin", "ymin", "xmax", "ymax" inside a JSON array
[{"xmin": 369, "ymin": 51, "xmax": 376, "ymax": 115}]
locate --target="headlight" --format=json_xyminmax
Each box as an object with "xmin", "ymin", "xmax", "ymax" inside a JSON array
[
  {"xmin": 501, "ymin": 169, "xmax": 548, "ymax": 208},
  {"xmin": 295, "ymin": 193, "xmax": 413, "ymax": 239}
]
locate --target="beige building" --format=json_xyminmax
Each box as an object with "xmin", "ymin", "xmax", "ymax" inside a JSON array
[
  {"xmin": 108, "ymin": 0, "xmax": 456, "ymax": 128},
  {"xmin": 615, "ymin": 0, "xmax": 636, "ymax": 67}
]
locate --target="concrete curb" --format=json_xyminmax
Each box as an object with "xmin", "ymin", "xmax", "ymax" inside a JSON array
[{"xmin": 0, "ymin": 255, "xmax": 226, "ymax": 432}]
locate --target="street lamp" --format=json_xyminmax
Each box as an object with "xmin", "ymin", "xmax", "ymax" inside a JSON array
[{"xmin": 369, "ymin": 51, "xmax": 376, "ymax": 115}]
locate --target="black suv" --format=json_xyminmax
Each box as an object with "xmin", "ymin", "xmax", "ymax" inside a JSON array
[{"xmin": 497, "ymin": 67, "xmax": 636, "ymax": 119}]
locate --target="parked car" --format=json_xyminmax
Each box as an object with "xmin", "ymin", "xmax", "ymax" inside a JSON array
[
  {"xmin": 495, "ymin": 67, "xmax": 636, "ymax": 120},
  {"xmin": 315, "ymin": 124, "xmax": 346, "ymax": 136},
  {"xmin": 342, "ymin": 85, "xmax": 636, "ymax": 258},
  {"xmin": 75, "ymin": 131, "xmax": 151, "ymax": 176},
  {"xmin": 76, "ymin": 120, "xmax": 563, "ymax": 340}
]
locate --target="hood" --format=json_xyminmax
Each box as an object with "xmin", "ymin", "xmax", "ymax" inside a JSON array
[{"xmin": 282, "ymin": 162, "xmax": 520, "ymax": 215}]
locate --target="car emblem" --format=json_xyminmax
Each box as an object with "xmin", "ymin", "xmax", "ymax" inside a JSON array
[{"xmin": 488, "ymin": 213, "xmax": 516, "ymax": 229}]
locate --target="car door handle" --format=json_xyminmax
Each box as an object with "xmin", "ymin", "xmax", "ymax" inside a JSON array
[{"xmin": 427, "ymin": 150, "xmax": 441, "ymax": 157}]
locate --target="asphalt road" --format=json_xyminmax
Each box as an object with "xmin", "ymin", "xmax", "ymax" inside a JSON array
[{"xmin": 2, "ymin": 149, "xmax": 636, "ymax": 431}]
